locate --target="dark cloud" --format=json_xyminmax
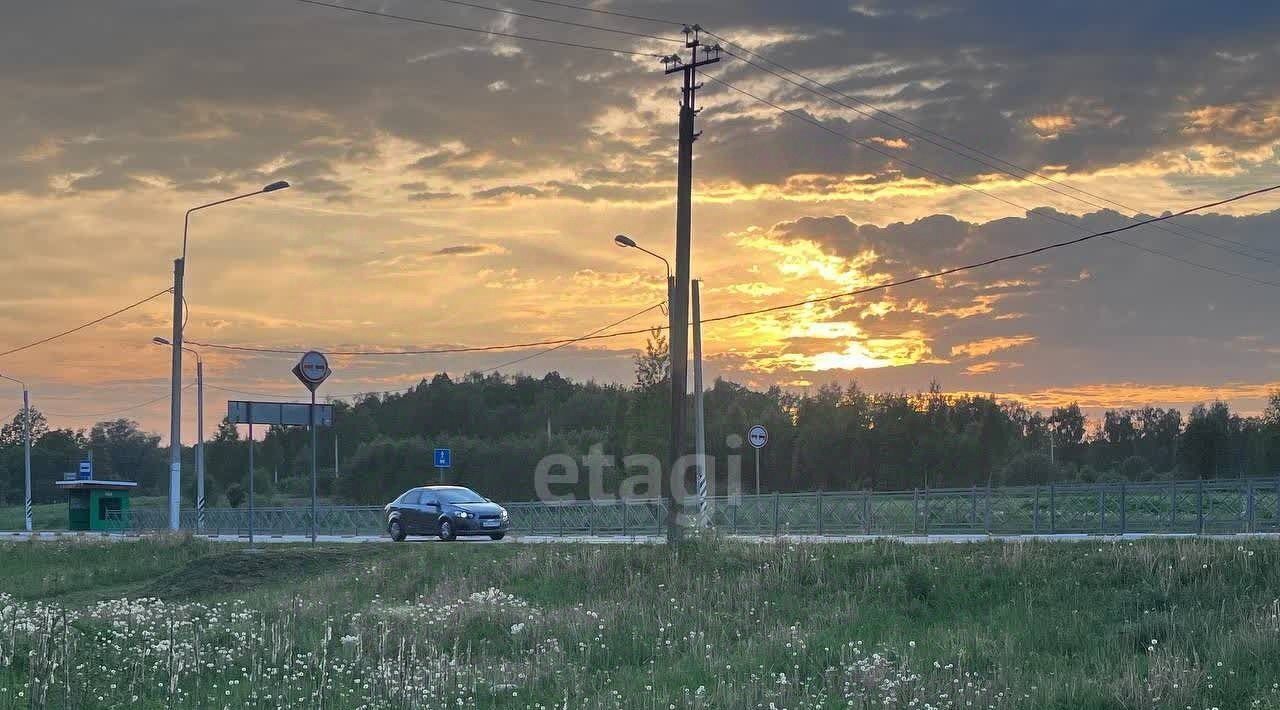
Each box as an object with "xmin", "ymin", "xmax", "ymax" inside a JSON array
[
  {"xmin": 3, "ymin": 0, "xmax": 1278, "ymax": 199},
  {"xmin": 430, "ymin": 244, "xmax": 504, "ymax": 257},
  {"xmin": 407, "ymin": 191, "xmax": 458, "ymax": 202},
  {"xmin": 472, "ymin": 184, "xmax": 544, "ymax": 200}
]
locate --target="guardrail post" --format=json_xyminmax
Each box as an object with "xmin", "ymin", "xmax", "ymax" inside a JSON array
[
  {"xmin": 773, "ymin": 492, "xmax": 780, "ymax": 537},
  {"xmin": 1246, "ymin": 479, "xmax": 1255, "ymax": 533},
  {"xmin": 912, "ymin": 488, "xmax": 919, "ymax": 534},
  {"xmin": 816, "ymin": 490, "xmax": 824, "ymax": 536},
  {"xmin": 922, "ymin": 486, "xmax": 929, "ymax": 536},
  {"xmin": 1269, "ymin": 478, "xmax": 1280, "ymax": 532},
  {"xmin": 970, "ymin": 484, "xmax": 978, "ymax": 526},
  {"xmin": 1033, "ymin": 486, "xmax": 1041, "ymax": 534},
  {"xmin": 984, "ymin": 485, "xmax": 992, "ymax": 534},
  {"xmin": 622, "ymin": 500, "xmax": 628, "ymax": 537},
  {"xmin": 1196, "ymin": 479, "xmax": 1205, "ymax": 535},
  {"xmin": 1169, "ymin": 481, "xmax": 1176, "ymax": 531},
  {"xmin": 1098, "ymin": 486, "xmax": 1106, "ymax": 534},
  {"xmin": 1049, "ymin": 483, "xmax": 1056, "ymax": 534},
  {"xmin": 865, "ymin": 491, "xmax": 875, "ymax": 537},
  {"xmin": 559, "ymin": 505, "xmax": 565, "ymax": 537},
  {"xmin": 1119, "ymin": 482, "xmax": 1127, "ymax": 535},
  {"xmin": 731, "ymin": 501, "xmax": 738, "ymax": 534}
]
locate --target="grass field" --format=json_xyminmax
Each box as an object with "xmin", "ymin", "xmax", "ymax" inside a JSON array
[{"xmin": 2, "ymin": 537, "xmax": 1280, "ymax": 709}]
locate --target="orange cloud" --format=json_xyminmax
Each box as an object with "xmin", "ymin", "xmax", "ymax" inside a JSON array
[
  {"xmin": 1182, "ymin": 103, "xmax": 1280, "ymax": 139},
  {"xmin": 950, "ymin": 335, "xmax": 1036, "ymax": 359},
  {"xmin": 1029, "ymin": 114, "xmax": 1076, "ymax": 138},
  {"xmin": 951, "ymin": 381, "xmax": 1280, "ymax": 411},
  {"xmin": 962, "ymin": 360, "xmax": 1023, "ymax": 375}
]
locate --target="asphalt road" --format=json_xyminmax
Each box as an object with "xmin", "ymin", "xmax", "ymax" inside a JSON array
[{"xmin": 4, "ymin": 531, "xmax": 1280, "ymax": 544}]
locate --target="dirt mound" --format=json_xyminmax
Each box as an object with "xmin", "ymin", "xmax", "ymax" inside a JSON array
[{"xmin": 142, "ymin": 546, "xmax": 361, "ymax": 600}]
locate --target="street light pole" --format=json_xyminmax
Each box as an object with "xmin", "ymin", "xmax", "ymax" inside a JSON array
[
  {"xmin": 169, "ymin": 181, "xmax": 289, "ymax": 530},
  {"xmin": 0, "ymin": 374, "xmax": 31, "ymax": 532},
  {"xmin": 154, "ymin": 338, "xmax": 204, "ymax": 531},
  {"xmin": 614, "ymin": 234, "xmax": 690, "ymax": 531}
]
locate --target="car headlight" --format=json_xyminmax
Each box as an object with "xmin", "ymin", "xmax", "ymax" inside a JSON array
[
  {"xmin": 500, "ymin": 509, "xmax": 509, "ymax": 520},
  {"xmin": 455, "ymin": 511, "xmax": 472, "ymax": 519}
]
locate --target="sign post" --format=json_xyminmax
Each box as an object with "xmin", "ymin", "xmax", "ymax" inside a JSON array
[
  {"xmin": 748, "ymin": 425, "xmax": 768, "ymax": 496},
  {"xmin": 228, "ymin": 399, "xmax": 336, "ymax": 543},
  {"xmin": 434, "ymin": 447, "xmax": 452, "ymax": 483},
  {"xmin": 247, "ymin": 402, "xmax": 254, "ymax": 547},
  {"xmin": 292, "ymin": 351, "xmax": 331, "ymax": 543}
]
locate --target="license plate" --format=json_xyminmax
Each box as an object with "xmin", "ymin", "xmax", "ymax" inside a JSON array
[{"xmin": 483, "ymin": 520, "xmax": 499, "ymax": 528}]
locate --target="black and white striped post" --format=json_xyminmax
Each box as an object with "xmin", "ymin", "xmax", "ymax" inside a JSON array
[{"xmin": 692, "ymin": 279, "xmax": 708, "ymax": 528}]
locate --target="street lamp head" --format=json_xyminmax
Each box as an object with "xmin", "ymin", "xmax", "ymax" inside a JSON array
[
  {"xmin": 152, "ymin": 337, "xmax": 172, "ymax": 346},
  {"xmin": 262, "ymin": 180, "xmax": 290, "ymax": 192},
  {"xmin": 614, "ymin": 234, "xmax": 637, "ymax": 248}
]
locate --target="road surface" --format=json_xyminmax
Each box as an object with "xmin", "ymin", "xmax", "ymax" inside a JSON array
[{"xmin": 4, "ymin": 531, "xmax": 1279, "ymax": 544}]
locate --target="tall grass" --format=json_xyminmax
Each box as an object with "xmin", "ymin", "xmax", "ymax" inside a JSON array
[{"xmin": 2, "ymin": 537, "xmax": 1280, "ymax": 708}]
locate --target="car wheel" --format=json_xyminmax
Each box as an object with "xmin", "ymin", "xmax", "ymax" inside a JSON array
[
  {"xmin": 388, "ymin": 519, "xmax": 406, "ymax": 542},
  {"xmin": 489, "ymin": 533, "xmax": 505, "ymax": 541},
  {"xmin": 438, "ymin": 519, "xmax": 456, "ymax": 541}
]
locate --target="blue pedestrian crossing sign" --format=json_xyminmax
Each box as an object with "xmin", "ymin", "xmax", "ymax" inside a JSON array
[{"xmin": 434, "ymin": 448, "xmax": 452, "ymax": 468}]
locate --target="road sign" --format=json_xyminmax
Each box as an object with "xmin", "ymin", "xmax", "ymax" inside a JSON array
[
  {"xmin": 434, "ymin": 448, "xmax": 452, "ymax": 468},
  {"xmin": 292, "ymin": 350, "xmax": 331, "ymax": 392},
  {"xmin": 227, "ymin": 401, "xmax": 334, "ymax": 427},
  {"xmin": 748, "ymin": 425, "xmax": 768, "ymax": 449},
  {"xmin": 77, "ymin": 460, "xmax": 93, "ymax": 480}
]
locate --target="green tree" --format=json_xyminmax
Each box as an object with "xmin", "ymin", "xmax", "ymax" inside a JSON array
[{"xmin": 0, "ymin": 407, "xmax": 48, "ymax": 447}]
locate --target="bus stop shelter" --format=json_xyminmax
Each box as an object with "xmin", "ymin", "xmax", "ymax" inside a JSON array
[{"xmin": 55, "ymin": 479, "xmax": 138, "ymax": 531}]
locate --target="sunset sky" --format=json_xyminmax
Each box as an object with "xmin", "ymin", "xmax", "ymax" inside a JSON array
[{"xmin": 3, "ymin": 0, "xmax": 1280, "ymax": 442}]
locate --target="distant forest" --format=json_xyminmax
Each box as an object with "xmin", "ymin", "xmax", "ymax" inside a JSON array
[{"xmin": 3, "ymin": 334, "xmax": 1280, "ymax": 506}]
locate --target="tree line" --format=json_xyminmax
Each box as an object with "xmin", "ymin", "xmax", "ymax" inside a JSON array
[{"xmin": 3, "ymin": 336, "xmax": 1279, "ymax": 506}]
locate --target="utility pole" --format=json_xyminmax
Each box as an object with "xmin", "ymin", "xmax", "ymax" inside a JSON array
[
  {"xmin": 168, "ymin": 257, "xmax": 184, "ymax": 530},
  {"xmin": 692, "ymin": 279, "xmax": 707, "ymax": 528},
  {"xmin": 662, "ymin": 26, "xmax": 719, "ymax": 544}
]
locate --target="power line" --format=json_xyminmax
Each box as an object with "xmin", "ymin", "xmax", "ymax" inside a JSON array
[
  {"xmin": 0, "ymin": 287, "xmax": 173, "ymax": 360},
  {"xmin": 709, "ymin": 36, "xmax": 1280, "ymax": 263},
  {"xmin": 291, "ymin": 0, "xmax": 668, "ymax": 57},
  {"xmin": 480, "ymin": 300, "xmax": 665, "ymax": 373},
  {"xmin": 186, "ymin": 184, "xmax": 1280, "ymax": 356},
  {"xmin": 45, "ymin": 385, "xmax": 192, "ymax": 420},
  {"xmin": 708, "ymin": 75, "xmax": 1280, "ymax": 288},
  {"xmin": 204, "ymin": 383, "xmax": 298, "ymax": 400},
  {"xmin": 197, "ymin": 302, "xmax": 666, "ymax": 400},
  {"xmin": 508, "ymin": 0, "xmax": 682, "ymax": 26},
  {"xmin": 422, "ymin": 0, "xmax": 682, "ymax": 43},
  {"xmin": 698, "ymin": 184, "xmax": 1280, "ymax": 324}
]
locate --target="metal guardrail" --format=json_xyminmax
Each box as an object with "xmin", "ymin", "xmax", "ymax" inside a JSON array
[{"xmin": 123, "ymin": 477, "xmax": 1280, "ymax": 538}]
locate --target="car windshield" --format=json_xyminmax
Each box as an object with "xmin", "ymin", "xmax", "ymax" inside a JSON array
[{"xmin": 437, "ymin": 488, "xmax": 487, "ymax": 504}]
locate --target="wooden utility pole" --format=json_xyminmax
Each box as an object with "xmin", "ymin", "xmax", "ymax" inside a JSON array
[{"xmin": 663, "ymin": 26, "xmax": 719, "ymax": 543}]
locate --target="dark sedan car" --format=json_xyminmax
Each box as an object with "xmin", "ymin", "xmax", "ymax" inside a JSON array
[{"xmin": 385, "ymin": 485, "xmax": 509, "ymax": 541}]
